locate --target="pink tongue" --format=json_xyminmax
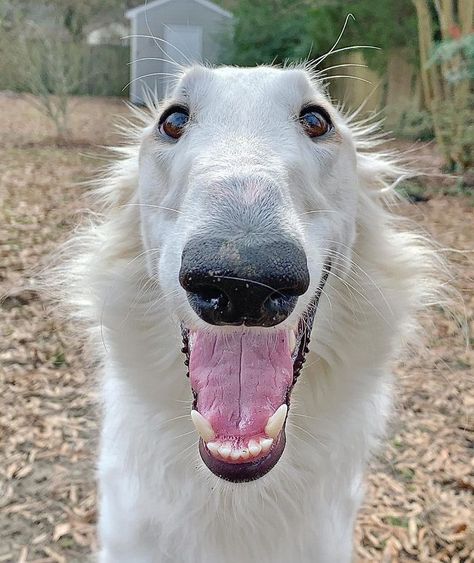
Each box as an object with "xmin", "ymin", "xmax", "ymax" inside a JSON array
[{"xmin": 189, "ymin": 330, "xmax": 293, "ymax": 438}]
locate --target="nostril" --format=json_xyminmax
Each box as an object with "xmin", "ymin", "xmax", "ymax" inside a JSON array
[
  {"xmin": 261, "ymin": 291, "xmax": 299, "ymax": 326},
  {"xmin": 185, "ymin": 284, "xmax": 239, "ymax": 325},
  {"xmin": 268, "ymin": 291, "xmax": 294, "ymax": 307},
  {"xmin": 194, "ymin": 286, "xmax": 229, "ymax": 310}
]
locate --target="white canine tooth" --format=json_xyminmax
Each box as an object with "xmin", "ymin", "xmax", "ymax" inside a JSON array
[
  {"xmin": 289, "ymin": 330, "xmax": 297, "ymax": 353},
  {"xmin": 260, "ymin": 437, "xmax": 274, "ymax": 453},
  {"xmin": 190, "ymin": 410, "xmax": 216, "ymax": 442},
  {"xmin": 207, "ymin": 442, "xmax": 219, "ymax": 455},
  {"xmin": 218, "ymin": 443, "xmax": 231, "ymax": 459},
  {"xmin": 264, "ymin": 404, "xmax": 288, "ymax": 439},
  {"xmin": 248, "ymin": 439, "xmax": 262, "ymax": 457}
]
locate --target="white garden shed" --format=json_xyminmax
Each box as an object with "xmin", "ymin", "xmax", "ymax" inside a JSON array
[{"xmin": 126, "ymin": 0, "xmax": 233, "ymax": 103}]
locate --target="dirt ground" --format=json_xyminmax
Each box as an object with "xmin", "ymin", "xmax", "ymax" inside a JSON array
[{"xmin": 0, "ymin": 94, "xmax": 472, "ymax": 563}]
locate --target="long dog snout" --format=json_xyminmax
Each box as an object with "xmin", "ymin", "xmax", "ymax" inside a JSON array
[{"xmin": 179, "ymin": 237, "xmax": 309, "ymax": 327}]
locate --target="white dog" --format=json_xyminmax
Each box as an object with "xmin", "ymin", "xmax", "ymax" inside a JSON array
[{"xmin": 58, "ymin": 65, "xmax": 439, "ymax": 562}]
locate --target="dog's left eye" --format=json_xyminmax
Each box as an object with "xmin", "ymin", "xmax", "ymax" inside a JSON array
[
  {"xmin": 158, "ymin": 106, "xmax": 189, "ymax": 140},
  {"xmin": 299, "ymin": 107, "xmax": 332, "ymax": 138}
]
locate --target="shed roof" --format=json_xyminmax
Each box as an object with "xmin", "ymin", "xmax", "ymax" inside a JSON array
[{"xmin": 125, "ymin": 0, "xmax": 233, "ymax": 19}]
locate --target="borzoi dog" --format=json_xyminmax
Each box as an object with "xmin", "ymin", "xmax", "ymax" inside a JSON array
[{"xmin": 59, "ymin": 65, "xmax": 438, "ymax": 562}]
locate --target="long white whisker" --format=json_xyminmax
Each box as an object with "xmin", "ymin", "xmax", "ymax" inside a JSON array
[
  {"xmin": 313, "ymin": 13, "xmax": 355, "ymax": 67},
  {"xmin": 287, "ymin": 427, "xmax": 328, "ymax": 451},
  {"xmin": 123, "ymin": 72, "xmax": 181, "ymax": 91},
  {"xmin": 123, "ymin": 35, "xmax": 192, "ymax": 68},
  {"xmin": 173, "ymin": 430, "xmax": 198, "ymax": 441},
  {"xmin": 163, "ymin": 23, "xmax": 196, "ymax": 66},
  {"xmin": 324, "ymin": 267, "xmax": 391, "ymax": 325},
  {"xmin": 216, "ymin": 275, "xmax": 283, "ymax": 296},
  {"xmin": 128, "ymin": 57, "xmax": 185, "ymax": 70},
  {"xmin": 325, "ymin": 247, "xmax": 394, "ymax": 316},
  {"xmin": 324, "ymin": 75, "xmax": 373, "ymax": 85},
  {"xmin": 150, "ymin": 413, "xmax": 191, "ymax": 428},
  {"xmin": 176, "ymin": 440, "xmax": 199, "ymax": 458},
  {"xmin": 301, "ymin": 209, "xmax": 338, "ymax": 216},
  {"xmin": 291, "ymin": 412, "xmax": 324, "ymax": 422},
  {"xmin": 143, "ymin": 288, "xmax": 182, "ymax": 317},
  {"xmin": 320, "ymin": 63, "xmax": 368, "ymax": 74},
  {"xmin": 120, "ymin": 203, "xmax": 183, "ymax": 214},
  {"xmin": 313, "ymin": 45, "xmax": 381, "ymax": 67},
  {"xmin": 289, "ymin": 423, "xmax": 328, "ymax": 449}
]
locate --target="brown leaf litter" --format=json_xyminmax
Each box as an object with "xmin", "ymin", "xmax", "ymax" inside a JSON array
[{"xmin": 0, "ymin": 96, "xmax": 472, "ymax": 562}]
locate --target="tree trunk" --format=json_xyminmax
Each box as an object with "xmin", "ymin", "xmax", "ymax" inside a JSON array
[{"xmin": 413, "ymin": 0, "xmax": 473, "ymax": 172}]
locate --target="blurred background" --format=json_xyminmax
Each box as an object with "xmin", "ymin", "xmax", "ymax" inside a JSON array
[{"xmin": 0, "ymin": 0, "xmax": 472, "ymax": 561}]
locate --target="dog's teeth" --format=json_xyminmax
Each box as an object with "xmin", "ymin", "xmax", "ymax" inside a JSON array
[
  {"xmin": 248, "ymin": 439, "xmax": 262, "ymax": 457},
  {"xmin": 207, "ymin": 439, "xmax": 272, "ymax": 460},
  {"xmin": 230, "ymin": 449, "xmax": 241, "ymax": 461},
  {"xmin": 218, "ymin": 443, "xmax": 231, "ymax": 459},
  {"xmin": 289, "ymin": 330, "xmax": 297, "ymax": 353},
  {"xmin": 207, "ymin": 442, "xmax": 219, "ymax": 455},
  {"xmin": 264, "ymin": 404, "xmax": 288, "ymax": 439},
  {"xmin": 190, "ymin": 410, "xmax": 216, "ymax": 442},
  {"xmin": 260, "ymin": 437, "xmax": 274, "ymax": 453}
]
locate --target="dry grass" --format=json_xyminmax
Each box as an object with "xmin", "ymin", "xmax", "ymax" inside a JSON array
[
  {"xmin": 0, "ymin": 95, "xmax": 472, "ymax": 563},
  {"xmin": 0, "ymin": 92, "xmax": 126, "ymax": 148}
]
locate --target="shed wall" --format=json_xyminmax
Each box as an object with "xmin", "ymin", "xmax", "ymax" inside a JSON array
[{"xmin": 129, "ymin": 0, "xmax": 231, "ymax": 103}]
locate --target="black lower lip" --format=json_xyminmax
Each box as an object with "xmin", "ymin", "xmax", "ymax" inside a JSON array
[{"xmin": 198, "ymin": 431, "xmax": 286, "ymax": 482}]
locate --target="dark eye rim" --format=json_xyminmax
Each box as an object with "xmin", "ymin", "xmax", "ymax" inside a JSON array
[
  {"xmin": 158, "ymin": 104, "xmax": 190, "ymax": 140},
  {"xmin": 298, "ymin": 105, "xmax": 333, "ymax": 138}
]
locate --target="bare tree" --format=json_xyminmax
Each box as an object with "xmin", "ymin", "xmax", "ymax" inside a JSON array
[
  {"xmin": 0, "ymin": 0, "xmax": 127, "ymax": 141},
  {"xmin": 18, "ymin": 31, "xmax": 87, "ymax": 140}
]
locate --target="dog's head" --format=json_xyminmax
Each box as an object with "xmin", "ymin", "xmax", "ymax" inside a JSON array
[{"xmin": 137, "ymin": 65, "xmax": 360, "ymax": 481}]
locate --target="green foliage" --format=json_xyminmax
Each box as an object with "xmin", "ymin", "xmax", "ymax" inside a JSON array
[
  {"xmin": 227, "ymin": 0, "xmax": 419, "ymax": 72},
  {"xmin": 432, "ymin": 93, "xmax": 473, "ymax": 174},
  {"xmin": 52, "ymin": 350, "xmax": 66, "ymax": 368},
  {"xmin": 306, "ymin": 0, "xmax": 418, "ymax": 72},
  {"xmin": 394, "ymin": 108, "xmax": 434, "ymax": 141},
  {"xmin": 223, "ymin": 0, "xmax": 313, "ymax": 65},
  {"xmin": 383, "ymin": 516, "xmax": 409, "ymax": 528},
  {"xmin": 441, "ymin": 177, "xmax": 474, "ymax": 200},
  {"xmin": 396, "ymin": 181, "xmax": 429, "ymax": 203},
  {"xmin": 429, "ymin": 34, "xmax": 474, "ymax": 83}
]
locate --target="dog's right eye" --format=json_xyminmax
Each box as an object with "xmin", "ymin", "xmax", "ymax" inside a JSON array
[
  {"xmin": 299, "ymin": 106, "xmax": 332, "ymax": 138},
  {"xmin": 158, "ymin": 106, "xmax": 189, "ymax": 140}
]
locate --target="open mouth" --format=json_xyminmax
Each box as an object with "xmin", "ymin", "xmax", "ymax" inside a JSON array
[{"xmin": 181, "ymin": 263, "xmax": 330, "ymax": 483}]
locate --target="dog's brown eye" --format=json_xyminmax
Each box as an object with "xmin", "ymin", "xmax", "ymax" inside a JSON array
[
  {"xmin": 299, "ymin": 107, "xmax": 331, "ymax": 138},
  {"xmin": 159, "ymin": 107, "xmax": 189, "ymax": 140}
]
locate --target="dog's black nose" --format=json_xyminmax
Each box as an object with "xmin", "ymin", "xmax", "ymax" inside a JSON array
[{"xmin": 179, "ymin": 237, "xmax": 309, "ymax": 327}]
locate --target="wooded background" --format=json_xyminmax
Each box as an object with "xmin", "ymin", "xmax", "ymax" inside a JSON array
[{"xmin": 0, "ymin": 0, "xmax": 472, "ymax": 175}]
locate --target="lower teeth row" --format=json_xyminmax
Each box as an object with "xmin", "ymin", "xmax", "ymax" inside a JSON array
[{"xmin": 207, "ymin": 437, "xmax": 274, "ymax": 460}]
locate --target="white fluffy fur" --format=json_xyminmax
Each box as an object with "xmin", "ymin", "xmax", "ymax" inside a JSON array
[{"xmin": 55, "ymin": 65, "xmax": 443, "ymax": 562}]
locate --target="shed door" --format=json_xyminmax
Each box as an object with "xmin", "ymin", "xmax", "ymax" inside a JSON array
[{"xmin": 163, "ymin": 25, "xmax": 203, "ymax": 92}]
